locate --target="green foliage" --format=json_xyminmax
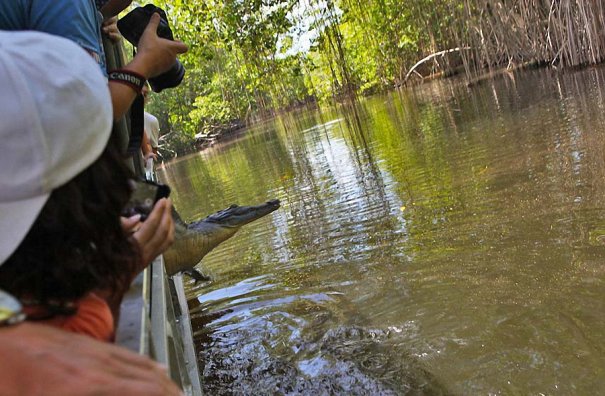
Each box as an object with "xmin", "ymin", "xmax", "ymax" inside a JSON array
[
  {"xmin": 190, "ymin": 89, "xmax": 234, "ymax": 132},
  {"xmin": 142, "ymin": 0, "xmax": 605, "ymax": 156},
  {"xmin": 141, "ymin": 0, "xmax": 461, "ymax": 155}
]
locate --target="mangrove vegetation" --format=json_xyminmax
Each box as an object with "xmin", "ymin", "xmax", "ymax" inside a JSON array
[{"xmin": 145, "ymin": 0, "xmax": 605, "ymax": 155}]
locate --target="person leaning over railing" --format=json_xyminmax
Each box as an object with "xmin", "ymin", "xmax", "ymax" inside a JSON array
[
  {"xmin": 142, "ymin": 83, "xmax": 162, "ymax": 179},
  {"xmin": 0, "ymin": 30, "xmax": 175, "ymax": 340},
  {"xmin": 0, "ymin": 31, "xmax": 180, "ymax": 395},
  {"xmin": 0, "ymin": 0, "xmax": 188, "ymax": 121}
]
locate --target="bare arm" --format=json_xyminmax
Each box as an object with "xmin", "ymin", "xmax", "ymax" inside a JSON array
[
  {"xmin": 0, "ymin": 322, "xmax": 183, "ymax": 395},
  {"xmin": 109, "ymin": 13, "xmax": 188, "ymax": 120},
  {"xmin": 142, "ymin": 131, "xmax": 150, "ymax": 154}
]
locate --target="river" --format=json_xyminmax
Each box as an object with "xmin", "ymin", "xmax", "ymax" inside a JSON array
[{"xmin": 158, "ymin": 67, "xmax": 605, "ymax": 395}]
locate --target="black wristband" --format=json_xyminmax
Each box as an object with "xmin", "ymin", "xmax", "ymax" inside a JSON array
[{"xmin": 108, "ymin": 69, "xmax": 146, "ymax": 93}]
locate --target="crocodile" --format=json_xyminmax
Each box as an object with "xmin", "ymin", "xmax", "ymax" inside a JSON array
[{"xmin": 163, "ymin": 199, "xmax": 280, "ymax": 281}]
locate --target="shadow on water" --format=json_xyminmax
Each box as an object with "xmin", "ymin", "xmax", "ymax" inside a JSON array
[{"xmin": 159, "ymin": 65, "xmax": 605, "ymax": 394}]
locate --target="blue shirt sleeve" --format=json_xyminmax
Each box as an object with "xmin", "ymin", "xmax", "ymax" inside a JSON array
[{"xmin": 0, "ymin": 0, "xmax": 106, "ymax": 73}]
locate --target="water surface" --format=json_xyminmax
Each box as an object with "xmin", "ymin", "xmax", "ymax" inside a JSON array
[{"xmin": 159, "ymin": 67, "xmax": 605, "ymax": 395}]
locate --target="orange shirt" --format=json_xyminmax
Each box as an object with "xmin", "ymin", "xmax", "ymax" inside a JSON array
[{"xmin": 27, "ymin": 293, "xmax": 114, "ymax": 342}]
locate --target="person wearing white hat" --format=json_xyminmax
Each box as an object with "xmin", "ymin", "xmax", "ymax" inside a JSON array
[
  {"xmin": 0, "ymin": 27, "xmax": 175, "ymax": 331},
  {"xmin": 0, "ymin": 30, "xmax": 182, "ymax": 394}
]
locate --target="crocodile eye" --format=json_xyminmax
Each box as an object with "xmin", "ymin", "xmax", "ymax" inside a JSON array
[{"xmin": 229, "ymin": 204, "xmax": 238, "ymax": 209}]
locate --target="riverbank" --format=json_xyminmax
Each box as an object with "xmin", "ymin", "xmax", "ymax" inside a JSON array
[
  {"xmin": 160, "ymin": 98, "xmax": 320, "ymax": 159},
  {"xmin": 161, "ymin": 58, "xmax": 589, "ymax": 160}
]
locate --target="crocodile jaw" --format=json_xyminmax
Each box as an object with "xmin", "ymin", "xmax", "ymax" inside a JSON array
[{"xmin": 163, "ymin": 200, "xmax": 280, "ymax": 276}]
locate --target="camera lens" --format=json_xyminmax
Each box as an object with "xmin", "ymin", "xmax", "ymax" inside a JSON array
[{"xmin": 149, "ymin": 60, "xmax": 185, "ymax": 92}]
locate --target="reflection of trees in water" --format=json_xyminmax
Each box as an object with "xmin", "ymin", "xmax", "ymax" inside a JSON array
[
  {"xmin": 160, "ymin": 124, "xmax": 294, "ymax": 220},
  {"xmin": 367, "ymin": 68, "xmax": 605, "ymax": 305},
  {"xmin": 265, "ymin": 98, "xmax": 411, "ymax": 285},
  {"xmin": 178, "ymin": 68, "xmax": 605, "ymax": 394}
]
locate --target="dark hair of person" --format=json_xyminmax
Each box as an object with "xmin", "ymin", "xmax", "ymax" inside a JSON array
[{"xmin": 0, "ymin": 135, "xmax": 138, "ymax": 315}]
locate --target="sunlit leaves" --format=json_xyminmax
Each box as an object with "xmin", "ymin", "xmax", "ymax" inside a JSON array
[{"xmin": 145, "ymin": 0, "xmax": 461, "ymax": 156}]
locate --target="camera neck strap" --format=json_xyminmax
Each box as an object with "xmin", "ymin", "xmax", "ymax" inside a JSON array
[{"xmin": 126, "ymin": 94, "xmax": 144, "ymax": 156}]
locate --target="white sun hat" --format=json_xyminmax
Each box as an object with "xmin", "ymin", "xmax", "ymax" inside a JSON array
[{"xmin": 0, "ymin": 31, "xmax": 113, "ymax": 265}]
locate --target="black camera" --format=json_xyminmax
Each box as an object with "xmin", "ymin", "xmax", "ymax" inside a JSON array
[
  {"xmin": 117, "ymin": 4, "xmax": 185, "ymax": 92},
  {"xmin": 122, "ymin": 179, "xmax": 171, "ymax": 221}
]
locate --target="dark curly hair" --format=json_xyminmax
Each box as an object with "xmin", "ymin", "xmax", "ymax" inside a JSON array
[{"xmin": 0, "ymin": 135, "xmax": 138, "ymax": 313}]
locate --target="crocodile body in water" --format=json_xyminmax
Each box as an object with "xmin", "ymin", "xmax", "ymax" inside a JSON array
[{"xmin": 164, "ymin": 199, "xmax": 280, "ymax": 281}]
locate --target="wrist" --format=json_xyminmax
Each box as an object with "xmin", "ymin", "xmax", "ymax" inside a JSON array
[
  {"xmin": 108, "ymin": 69, "xmax": 147, "ymax": 93},
  {"xmin": 126, "ymin": 55, "xmax": 153, "ymax": 79}
]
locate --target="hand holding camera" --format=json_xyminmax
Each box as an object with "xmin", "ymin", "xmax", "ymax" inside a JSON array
[
  {"xmin": 122, "ymin": 179, "xmax": 171, "ymax": 221},
  {"xmin": 105, "ymin": 5, "xmax": 188, "ymax": 120},
  {"xmin": 129, "ymin": 197, "xmax": 175, "ymax": 271},
  {"xmin": 121, "ymin": 179, "xmax": 175, "ymax": 271},
  {"xmin": 119, "ymin": 6, "xmax": 188, "ymax": 91}
]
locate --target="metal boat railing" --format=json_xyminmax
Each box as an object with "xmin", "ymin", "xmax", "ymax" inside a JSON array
[
  {"xmin": 115, "ymin": 259, "xmax": 202, "ymax": 395},
  {"xmin": 103, "ymin": 37, "xmax": 202, "ymax": 395},
  {"xmin": 146, "ymin": 259, "xmax": 202, "ymax": 394}
]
